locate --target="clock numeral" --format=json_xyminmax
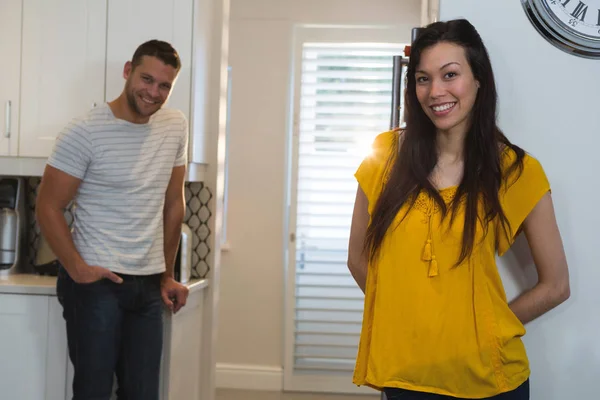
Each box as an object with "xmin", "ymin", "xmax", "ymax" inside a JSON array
[
  {"xmin": 597, "ymin": 9, "xmax": 600, "ymax": 26},
  {"xmin": 549, "ymin": 0, "xmax": 557, "ymax": 4},
  {"xmin": 561, "ymin": 0, "xmax": 571, "ymax": 6},
  {"xmin": 570, "ymin": 1, "xmax": 588, "ymax": 22}
]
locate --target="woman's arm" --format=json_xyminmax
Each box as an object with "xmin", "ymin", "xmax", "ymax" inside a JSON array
[
  {"xmin": 509, "ymin": 192, "xmax": 570, "ymax": 324},
  {"xmin": 347, "ymin": 186, "xmax": 370, "ymax": 293}
]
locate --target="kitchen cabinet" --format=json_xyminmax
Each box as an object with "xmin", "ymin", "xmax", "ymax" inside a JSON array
[
  {"xmin": 0, "ymin": 279, "xmax": 208, "ymax": 400},
  {"xmin": 0, "ymin": 0, "xmax": 22, "ymax": 157},
  {"xmin": 0, "ymin": 294, "xmax": 67, "ymax": 400},
  {"xmin": 19, "ymin": 0, "xmax": 107, "ymax": 158},
  {"xmin": 160, "ymin": 284, "xmax": 205, "ymax": 399},
  {"xmin": 105, "ymin": 0, "xmax": 194, "ymax": 124},
  {"xmin": 0, "ymin": 0, "xmax": 225, "ymax": 177}
]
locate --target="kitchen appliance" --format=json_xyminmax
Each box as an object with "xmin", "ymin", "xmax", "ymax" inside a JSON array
[
  {"xmin": 0, "ymin": 177, "xmax": 28, "ymax": 275},
  {"xmin": 174, "ymin": 223, "xmax": 193, "ymax": 283},
  {"xmin": 389, "ymin": 27, "xmax": 422, "ymax": 131},
  {"xmin": 34, "ymin": 231, "xmax": 60, "ymax": 276}
]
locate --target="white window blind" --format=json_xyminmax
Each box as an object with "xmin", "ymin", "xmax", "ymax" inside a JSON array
[{"xmin": 287, "ymin": 41, "xmax": 404, "ymax": 393}]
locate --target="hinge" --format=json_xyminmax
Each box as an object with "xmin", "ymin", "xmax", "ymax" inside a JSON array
[{"xmin": 290, "ymin": 233, "xmax": 296, "ymax": 243}]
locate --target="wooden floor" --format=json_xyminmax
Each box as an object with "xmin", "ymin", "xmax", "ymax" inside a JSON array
[{"xmin": 216, "ymin": 389, "xmax": 379, "ymax": 400}]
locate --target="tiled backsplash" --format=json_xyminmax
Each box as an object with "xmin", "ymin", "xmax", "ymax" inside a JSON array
[
  {"xmin": 25, "ymin": 178, "xmax": 212, "ymax": 279},
  {"xmin": 184, "ymin": 182, "xmax": 213, "ymax": 278}
]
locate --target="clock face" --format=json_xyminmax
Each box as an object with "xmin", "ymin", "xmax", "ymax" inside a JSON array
[
  {"xmin": 523, "ymin": 0, "xmax": 600, "ymax": 58},
  {"xmin": 545, "ymin": 0, "xmax": 600, "ymax": 39}
]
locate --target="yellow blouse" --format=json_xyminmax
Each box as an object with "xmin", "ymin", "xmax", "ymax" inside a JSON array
[{"xmin": 353, "ymin": 130, "xmax": 550, "ymax": 398}]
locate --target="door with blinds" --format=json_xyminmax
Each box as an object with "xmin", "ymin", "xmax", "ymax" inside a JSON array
[{"xmin": 284, "ymin": 26, "xmax": 406, "ymax": 394}]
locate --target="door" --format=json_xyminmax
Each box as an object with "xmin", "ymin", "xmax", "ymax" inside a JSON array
[
  {"xmin": 160, "ymin": 289, "xmax": 204, "ymax": 400},
  {"xmin": 284, "ymin": 26, "xmax": 406, "ymax": 394},
  {"xmin": 19, "ymin": 0, "xmax": 107, "ymax": 158},
  {"xmin": 0, "ymin": 0, "xmax": 22, "ymax": 156},
  {"xmin": 105, "ymin": 0, "xmax": 194, "ymax": 122},
  {"xmin": 46, "ymin": 296, "xmax": 69, "ymax": 400},
  {"xmin": 0, "ymin": 294, "xmax": 50, "ymax": 399}
]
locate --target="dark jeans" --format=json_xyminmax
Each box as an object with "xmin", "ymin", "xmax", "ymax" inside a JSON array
[
  {"xmin": 384, "ymin": 379, "xmax": 529, "ymax": 400},
  {"xmin": 56, "ymin": 266, "xmax": 164, "ymax": 400}
]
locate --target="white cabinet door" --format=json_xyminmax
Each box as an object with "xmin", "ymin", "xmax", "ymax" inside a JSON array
[
  {"xmin": 19, "ymin": 0, "xmax": 107, "ymax": 158},
  {"xmin": 105, "ymin": 0, "xmax": 194, "ymax": 122},
  {"xmin": 160, "ymin": 288, "xmax": 204, "ymax": 400},
  {"xmin": 66, "ymin": 357, "xmax": 74, "ymax": 400},
  {"xmin": 0, "ymin": 0, "xmax": 22, "ymax": 156},
  {"xmin": 46, "ymin": 297, "xmax": 68, "ymax": 400},
  {"xmin": 0, "ymin": 294, "xmax": 50, "ymax": 400}
]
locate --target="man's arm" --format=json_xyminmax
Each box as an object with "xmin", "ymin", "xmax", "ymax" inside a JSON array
[
  {"xmin": 36, "ymin": 165, "xmax": 122, "ymax": 284},
  {"xmin": 163, "ymin": 165, "xmax": 186, "ymax": 279},
  {"xmin": 161, "ymin": 165, "xmax": 189, "ymax": 313}
]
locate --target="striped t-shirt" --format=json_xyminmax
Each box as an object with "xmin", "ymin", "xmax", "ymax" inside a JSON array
[{"xmin": 47, "ymin": 102, "xmax": 188, "ymax": 275}]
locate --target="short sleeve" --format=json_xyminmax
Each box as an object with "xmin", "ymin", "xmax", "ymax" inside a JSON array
[
  {"xmin": 497, "ymin": 153, "xmax": 551, "ymax": 255},
  {"xmin": 174, "ymin": 114, "xmax": 189, "ymax": 167},
  {"xmin": 354, "ymin": 130, "xmax": 397, "ymax": 213},
  {"xmin": 46, "ymin": 119, "xmax": 93, "ymax": 180}
]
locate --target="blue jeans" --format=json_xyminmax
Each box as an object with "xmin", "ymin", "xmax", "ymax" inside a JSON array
[
  {"xmin": 56, "ymin": 266, "xmax": 164, "ymax": 400},
  {"xmin": 384, "ymin": 380, "xmax": 529, "ymax": 400}
]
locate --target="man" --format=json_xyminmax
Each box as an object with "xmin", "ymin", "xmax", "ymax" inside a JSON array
[{"xmin": 36, "ymin": 40, "xmax": 190, "ymax": 400}]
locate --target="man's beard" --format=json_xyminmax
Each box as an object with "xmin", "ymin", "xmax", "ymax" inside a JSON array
[{"xmin": 125, "ymin": 84, "xmax": 160, "ymax": 118}]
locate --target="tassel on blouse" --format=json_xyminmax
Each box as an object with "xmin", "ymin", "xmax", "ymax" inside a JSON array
[
  {"xmin": 423, "ymin": 239, "xmax": 432, "ymax": 261},
  {"xmin": 422, "ymin": 195, "xmax": 439, "ymax": 277},
  {"xmin": 428, "ymin": 256, "xmax": 439, "ymax": 277}
]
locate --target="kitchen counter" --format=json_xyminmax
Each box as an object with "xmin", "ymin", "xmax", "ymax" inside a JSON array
[
  {"xmin": 0, "ymin": 273, "xmax": 208, "ymax": 295},
  {"xmin": 0, "ymin": 273, "xmax": 58, "ymax": 295},
  {"xmin": 0, "ymin": 272, "xmax": 209, "ymax": 400}
]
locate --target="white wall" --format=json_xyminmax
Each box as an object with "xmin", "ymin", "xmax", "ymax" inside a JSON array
[
  {"xmin": 440, "ymin": 1, "xmax": 600, "ymax": 399},
  {"xmin": 217, "ymin": 0, "xmax": 421, "ymax": 389}
]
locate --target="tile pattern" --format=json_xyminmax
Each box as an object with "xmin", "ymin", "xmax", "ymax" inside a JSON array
[
  {"xmin": 25, "ymin": 177, "xmax": 74, "ymax": 270},
  {"xmin": 25, "ymin": 177, "xmax": 212, "ymax": 279},
  {"xmin": 185, "ymin": 182, "xmax": 213, "ymax": 278}
]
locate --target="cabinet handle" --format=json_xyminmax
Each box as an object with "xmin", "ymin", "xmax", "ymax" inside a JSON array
[
  {"xmin": 92, "ymin": 102, "xmax": 97, "ymax": 108},
  {"xmin": 4, "ymin": 101, "xmax": 10, "ymax": 138}
]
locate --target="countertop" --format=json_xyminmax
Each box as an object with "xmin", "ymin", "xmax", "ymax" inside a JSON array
[{"xmin": 0, "ymin": 273, "xmax": 208, "ymax": 296}]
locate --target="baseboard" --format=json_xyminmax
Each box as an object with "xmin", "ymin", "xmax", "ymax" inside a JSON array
[{"xmin": 216, "ymin": 363, "xmax": 283, "ymax": 391}]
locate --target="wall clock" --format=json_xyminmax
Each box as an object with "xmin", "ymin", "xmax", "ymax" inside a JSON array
[{"xmin": 522, "ymin": 0, "xmax": 600, "ymax": 59}]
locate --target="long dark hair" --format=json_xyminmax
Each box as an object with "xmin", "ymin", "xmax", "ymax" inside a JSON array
[{"xmin": 365, "ymin": 19, "xmax": 525, "ymax": 266}]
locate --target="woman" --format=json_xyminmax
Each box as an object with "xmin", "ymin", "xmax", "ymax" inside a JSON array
[{"xmin": 347, "ymin": 19, "xmax": 570, "ymax": 400}]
